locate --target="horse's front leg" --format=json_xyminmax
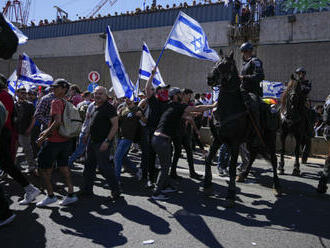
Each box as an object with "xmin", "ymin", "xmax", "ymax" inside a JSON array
[
  {"xmin": 278, "ymin": 130, "xmax": 286, "ymax": 175},
  {"xmin": 225, "ymin": 143, "xmax": 239, "ymax": 208},
  {"xmin": 292, "ymin": 134, "xmax": 301, "ymax": 176}
]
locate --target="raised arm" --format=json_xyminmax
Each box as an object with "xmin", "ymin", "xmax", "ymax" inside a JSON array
[{"xmin": 145, "ymin": 67, "xmax": 157, "ymax": 99}]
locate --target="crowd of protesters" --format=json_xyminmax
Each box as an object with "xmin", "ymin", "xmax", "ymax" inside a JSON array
[
  {"xmin": 1, "ymin": 65, "xmax": 329, "ymax": 226},
  {"xmin": 0, "ymin": 68, "xmax": 222, "ymax": 226}
]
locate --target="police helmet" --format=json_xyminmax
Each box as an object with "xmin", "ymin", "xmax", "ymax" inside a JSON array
[
  {"xmin": 295, "ymin": 67, "xmax": 306, "ymax": 74},
  {"xmin": 240, "ymin": 42, "xmax": 253, "ymax": 52}
]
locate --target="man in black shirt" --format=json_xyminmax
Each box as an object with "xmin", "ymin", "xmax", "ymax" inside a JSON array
[
  {"xmin": 171, "ymin": 88, "xmax": 203, "ymax": 180},
  {"xmin": 144, "ymin": 72, "xmax": 170, "ymax": 187},
  {"xmin": 81, "ymin": 86, "xmax": 120, "ymax": 200},
  {"xmin": 150, "ymin": 83, "xmax": 216, "ymax": 200},
  {"xmin": 15, "ymin": 88, "xmax": 36, "ymax": 173}
]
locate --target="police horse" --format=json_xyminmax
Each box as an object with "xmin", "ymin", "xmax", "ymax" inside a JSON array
[
  {"xmin": 203, "ymin": 51, "xmax": 281, "ymax": 207},
  {"xmin": 278, "ymin": 75, "xmax": 307, "ymax": 176}
]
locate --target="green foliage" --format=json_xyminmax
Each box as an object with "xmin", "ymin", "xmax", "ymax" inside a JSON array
[{"xmin": 283, "ymin": 0, "xmax": 329, "ymax": 11}]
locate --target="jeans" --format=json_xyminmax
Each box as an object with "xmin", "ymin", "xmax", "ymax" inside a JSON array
[
  {"xmin": 18, "ymin": 134, "xmax": 36, "ymax": 168},
  {"xmin": 114, "ymin": 138, "xmax": 137, "ymax": 182},
  {"xmin": 68, "ymin": 133, "xmax": 88, "ymax": 166},
  {"xmin": 217, "ymin": 144, "xmax": 230, "ymax": 171},
  {"xmin": 83, "ymin": 141, "xmax": 119, "ymax": 194},
  {"xmin": 151, "ymin": 135, "xmax": 172, "ymax": 195}
]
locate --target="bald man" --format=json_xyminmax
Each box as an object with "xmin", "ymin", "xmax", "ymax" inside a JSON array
[{"xmin": 80, "ymin": 86, "xmax": 121, "ymax": 200}]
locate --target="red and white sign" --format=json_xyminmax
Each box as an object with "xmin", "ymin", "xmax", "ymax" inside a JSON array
[{"xmin": 88, "ymin": 71, "xmax": 100, "ymax": 83}]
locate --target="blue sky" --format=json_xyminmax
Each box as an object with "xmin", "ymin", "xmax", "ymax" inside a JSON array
[{"xmin": 1, "ymin": 0, "xmax": 205, "ymax": 23}]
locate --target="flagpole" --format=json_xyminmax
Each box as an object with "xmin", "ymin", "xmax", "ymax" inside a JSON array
[
  {"xmin": 155, "ymin": 11, "xmax": 183, "ymax": 67},
  {"xmin": 15, "ymin": 55, "xmax": 23, "ymax": 97}
]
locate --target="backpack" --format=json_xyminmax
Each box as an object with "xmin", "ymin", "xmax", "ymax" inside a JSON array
[
  {"xmin": 0, "ymin": 14, "xmax": 18, "ymax": 60},
  {"xmin": 58, "ymin": 100, "xmax": 83, "ymax": 138}
]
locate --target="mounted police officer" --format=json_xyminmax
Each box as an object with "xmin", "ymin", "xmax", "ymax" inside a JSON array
[
  {"xmin": 239, "ymin": 42, "xmax": 265, "ymax": 102},
  {"xmin": 295, "ymin": 67, "xmax": 313, "ymax": 163},
  {"xmin": 239, "ymin": 42, "xmax": 265, "ymax": 145}
]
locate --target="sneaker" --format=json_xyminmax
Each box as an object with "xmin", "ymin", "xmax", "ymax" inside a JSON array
[
  {"xmin": 36, "ymin": 196, "xmax": 58, "ymax": 207},
  {"xmin": 136, "ymin": 168, "xmax": 143, "ymax": 181},
  {"xmin": 19, "ymin": 185, "xmax": 41, "ymax": 205},
  {"xmin": 161, "ymin": 185, "xmax": 177, "ymax": 194},
  {"xmin": 59, "ymin": 195, "xmax": 78, "ymax": 206},
  {"xmin": 218, "ymin": 167, "xmax": 225, "ymax": 176},
  {"xmin": 151, "ymin": 193, "xmax": 169, "ymax": 200},
  {"xmin": 0, "ymin": 213, "xmax": 16, "ymax": 227}
]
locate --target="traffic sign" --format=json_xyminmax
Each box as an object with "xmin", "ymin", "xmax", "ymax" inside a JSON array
[
  {"xmin": 88, "ymin": 71, "xmax": 100, "ymax": 83},
  {"xmin": 87, "ymin": 82, "xmax": 98, "ymax": 93}
]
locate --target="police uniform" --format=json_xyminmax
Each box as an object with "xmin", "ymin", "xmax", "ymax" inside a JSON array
[{"xmin": 240, "ymin": 56, "xmax": 265, "ymax": 99}]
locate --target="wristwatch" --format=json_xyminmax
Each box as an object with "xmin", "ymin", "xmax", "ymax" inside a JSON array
[{"xmin": 104, "ymin": 138, "xmax": 111, "ymax": 144}]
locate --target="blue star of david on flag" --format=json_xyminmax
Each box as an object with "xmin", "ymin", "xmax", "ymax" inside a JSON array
[
  {"xmin": 191, "ymin": 36, "xmax": 203, "ymax": 52},
  {"xmin": 164, "ymin": 11, "xmax": 219, "ymax": 62}
]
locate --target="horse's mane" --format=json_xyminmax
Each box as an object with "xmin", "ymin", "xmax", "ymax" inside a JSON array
[{"xmin": 280, "ymin": 79, "xmax": 300, "ymax": 113}]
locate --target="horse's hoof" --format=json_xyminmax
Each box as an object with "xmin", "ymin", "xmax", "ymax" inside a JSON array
[
  {"xmin": 277, "ymin": 168, "xmax": 284, "ymax": 175},
  {"xmin": 273, "ymin": 187, "xmax": 282, "ymax": 197},
  {"xmin": 224, "ymin": 198, "xmax": 235, "ymax": 208},
  {"xmin": 292, "ymin": 168, "xmax": 300, "ymax": 176},
  {"xmin": 316, "ymin": 177, "xmax": 328, "ymax": 194},
  {"xmin": 236, "ymin": 174, "xmax": 246, "ymax": 182},
  {"xmin": 202, "ymin": 186, "xmax": 214, "ymax": 196}
]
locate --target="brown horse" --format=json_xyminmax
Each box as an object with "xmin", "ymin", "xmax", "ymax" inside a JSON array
[{"xmin": 278, "ymin": 75, "xmax": 307, "ymax": 176}]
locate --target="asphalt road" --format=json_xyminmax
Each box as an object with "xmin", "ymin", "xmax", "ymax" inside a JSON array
[{"xmin": 1, "ymin": 150, "xmax": 329, "ymax": 248}]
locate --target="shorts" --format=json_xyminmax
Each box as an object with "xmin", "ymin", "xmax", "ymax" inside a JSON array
[{"xmin": 38, "ymin": 141, "xmax": 72, "ymax": 169}]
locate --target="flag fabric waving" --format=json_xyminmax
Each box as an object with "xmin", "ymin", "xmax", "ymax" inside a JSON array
[
  {"xmin": 3, "ymin": 15, "xmax": 28, "ymax": 45},
  {"xmin": 105, "ymin": 26, "xmax": 134, "ymax": 99},
  {"xmin": 8, "ymin": 53, "xmax": 53, "ymax": 96},
  {"xmin": 262, "ymin": 80, "xmax": 285, "ymax": 99},
  {"xmin": 138, "ymin": 42, "xmax": 165, "ymax": 88},
  {"xmin": 164, "ymin": 11, "xmax": 219, "ymax": 62}
]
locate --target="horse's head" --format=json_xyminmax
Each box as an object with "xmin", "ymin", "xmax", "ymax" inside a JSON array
[
  {"xmin": 207, "ymin": 50, "xmax": 239, "ymax": 90},
  {"xmin": 281, "ymin": 74, "xmax": 304, "ymax": 122}
]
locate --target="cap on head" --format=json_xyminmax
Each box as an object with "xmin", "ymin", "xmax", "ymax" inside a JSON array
[
  {"xmin": 295, "ymin": 67, "xmax": 306, "ymax": 74},
  {"xmin": 240, "ymin": 42, "xmax": 253, "ymax": 52},
  {"xmin": 168, "ymin": 87, "xmax": 181, "ymax": 98},
  {"xmin": 51, "ymin": 78, "xmax": 70, "ymax": 89},
  {"xmin": 155, "ymin": 84, "xmax": 170, "ymax": 93}
]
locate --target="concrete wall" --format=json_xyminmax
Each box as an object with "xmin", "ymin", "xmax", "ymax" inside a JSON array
[{"xmin": 0, "ymin": 12, "xmax": 329, "ymax": 101}]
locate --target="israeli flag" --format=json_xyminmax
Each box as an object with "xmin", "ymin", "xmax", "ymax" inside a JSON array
[
  {"xmin": 139, "ymin": 42, "xmax": 165, "ymax": 88},
  {"xmin": 212, "ymin": 87, "xmax": 220, "ymax": 102},
  {"xmin": 7, "ymin": 53, "xmax": 53, "ymax": 96},
  {"xmin": 3, "ymin": 15, "xmax": 28, "ymax": 45},
  {"xmin": 105, "ymin": 26, "xmax": 134, "ymax": 99},
  {"xmin": 164, "ymin": 11, "xmax": 219, "ymax": 62},
  {"xmin": 262, "ymin": 80, "xmax": 285, "ymax": 99},
  {"xmin": 134, "ymin": 79, "xmax": 140, "ymax": 97}
]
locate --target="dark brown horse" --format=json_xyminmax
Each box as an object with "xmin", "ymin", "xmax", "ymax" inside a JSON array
[
  {"xmin": 278, "ymin": 76, "xmax": 307, "ymax": 176},
  {"xmin": 204, "ymin": 50, "xmax": 281, "ymax": 207}
]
